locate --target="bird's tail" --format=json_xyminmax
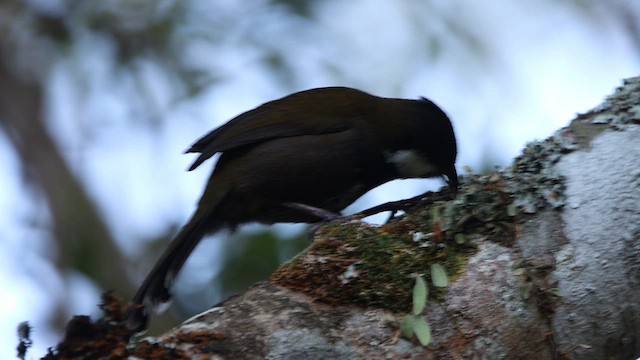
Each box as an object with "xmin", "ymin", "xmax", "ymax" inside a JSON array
[{"xmin": 127, "ymin": 209, "xmax": 222, "ymax": 331}]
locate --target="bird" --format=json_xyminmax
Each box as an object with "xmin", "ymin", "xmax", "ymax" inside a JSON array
[{"xmin": 127, "ymin": 86, "xmax": 458, "ymax": 330}]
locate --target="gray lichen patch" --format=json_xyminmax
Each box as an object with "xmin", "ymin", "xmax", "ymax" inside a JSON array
[
  {"xmin": 506, "ymin": 133, "xmax": 573, "ymax": 213},
  {"xmin": 582, "ymin": 76, "xmax": 640, "ymax": 129},
  {"xmin": 551, "ymin": 124, "xmax": 640, "ymax": 360},
  {"xmin": 505, "ymin": 77, "xmax": 640, "ymax": 215}
]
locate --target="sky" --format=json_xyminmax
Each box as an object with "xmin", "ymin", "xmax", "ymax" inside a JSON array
[{"xmin": 1, "ymin": 1, "xmax": 638, "ymax": 358}]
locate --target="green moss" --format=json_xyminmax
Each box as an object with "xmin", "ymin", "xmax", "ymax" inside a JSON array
[
  {"xmin": 272, "ymin": 172, "xmax": 517, "ymax": 312},
  {"xmin": 273, "ymin": 221, "xmax": 457, "ymax": 311}
]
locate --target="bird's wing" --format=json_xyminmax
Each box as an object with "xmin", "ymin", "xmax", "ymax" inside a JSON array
[{"xmin": 186, "ymin": 88, "xmax": 370, "ymax": 171}]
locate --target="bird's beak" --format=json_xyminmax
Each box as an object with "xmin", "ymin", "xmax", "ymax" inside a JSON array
[{"xmin": 444, "ymin": 166, "xmax": 458, "ymax": 196}]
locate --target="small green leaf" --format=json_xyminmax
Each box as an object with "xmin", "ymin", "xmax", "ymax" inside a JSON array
[
  {"xmin": 412, "ymin": 275, "xmax": 428, "ymax": 315},
  {"xmin": 507, "ymin": 204, "xmax": 517, "ymax": 216},
  {"xmin": 431, "ymin": 263, "xmax": 449, "ymax": 288},
  {"xmin": 400, "ymin": 315, "xmax": 415, "ymax": 339},
  {"xmin": 412, "ymin": 316, "xmax": 432, "ymax": 346},
  {"xmin": 454, "ymin": 233, "xmax": 467, "ymax": 244}
]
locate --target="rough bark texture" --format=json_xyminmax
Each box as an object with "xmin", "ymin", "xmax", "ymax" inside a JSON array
[
  {"xmin": 43, "ymin": 77, "xmax": 640, "ymax": 359},
  {"xmin": 552, "ymin": 126, "xmax": 640, "ymax": 359}
]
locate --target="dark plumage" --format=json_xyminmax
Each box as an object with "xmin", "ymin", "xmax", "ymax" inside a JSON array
[{"xmin": 128, "ymin": 87, "xmax": 458, "ymax": 330}]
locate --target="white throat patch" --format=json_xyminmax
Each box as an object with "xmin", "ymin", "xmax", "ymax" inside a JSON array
[{"xmin": 385, "ymin": 149, "xmax": 438, "ymax": 178}]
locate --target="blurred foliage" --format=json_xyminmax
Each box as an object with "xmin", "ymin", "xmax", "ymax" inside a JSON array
[
  {"xmin": 170, "ymin": 228, "xmax": 308, "ymax": 318},
  {"xmin": 270, "ymin": 0, "xmax": 315, "ymax": 18},
  {"xmin": 216, "ymin": 229, "xmax": 308, "ymax": 299},
  {"xmin": 563, "ymin": 0, "xmax": 640, "ymax": 51}
]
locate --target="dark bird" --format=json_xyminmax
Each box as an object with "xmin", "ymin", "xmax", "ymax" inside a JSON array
[{"xmin": 128, "ymin": 87, "xmax": 458, "ymax": 330}]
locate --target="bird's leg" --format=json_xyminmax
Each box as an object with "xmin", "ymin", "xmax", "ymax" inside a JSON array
[
  {"xmin": 356, "ymin": 191, "xmax": 439, "ymax": 221},
  {"xmin": 283, "ymin": 202, "xmax": 342, "ymax": 221},
  {"xmin": 284, "ymin": 202, "xmax": 344, "ymax": 243}
]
